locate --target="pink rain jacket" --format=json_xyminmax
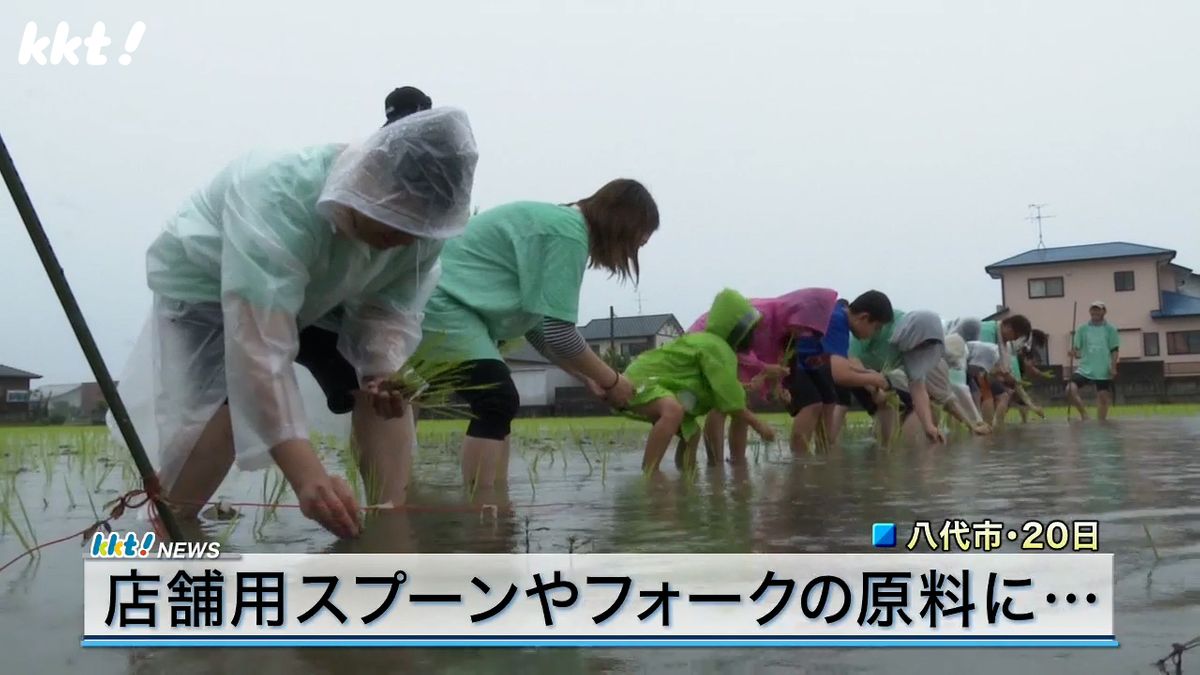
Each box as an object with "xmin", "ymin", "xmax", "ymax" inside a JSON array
[{"xmin": 689, "ymin": 288, "xmax": 839, "ymax": 395}]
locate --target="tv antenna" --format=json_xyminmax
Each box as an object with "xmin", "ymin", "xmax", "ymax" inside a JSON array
[
  {"xmin": 635, "ymin": 287, "xmax": 644, "ymax": 314},
  {"xmin": 1027, "ymin": 203, "xmax": 1055, "ymax": 249}
]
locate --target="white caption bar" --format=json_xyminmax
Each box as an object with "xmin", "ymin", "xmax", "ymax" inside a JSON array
[{"xmin": 83, "ymin": 553, "xmax": 1115, "ymax": 648}]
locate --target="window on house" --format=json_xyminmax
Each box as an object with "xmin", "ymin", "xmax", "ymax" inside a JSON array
[
  {"xmin": 1167, "ymin": 330, "xmax": 1200, "ymax": 355},
  {"xmin": 1114, "ymin": 270, "xmax": 1135, "ymax": 292},
  {"xmin": 1028, "ymin": 276, "xmax": 1064, "ymax": 299},
  {"xmin": 1143, "ymin": 332, "xmax": 1160, "ymax": 357},
  {"xmin": 622, "ymin": 339, "xmax": 653, "ymax": 357},
  {"xmin": 5, "ymin": 390, "xmax": 30, "ymax": 403}
]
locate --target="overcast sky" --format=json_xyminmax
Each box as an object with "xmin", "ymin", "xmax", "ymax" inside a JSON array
[{"xmin": 3, "ymin": 1, "xmax": 1198, "ymax": 384}]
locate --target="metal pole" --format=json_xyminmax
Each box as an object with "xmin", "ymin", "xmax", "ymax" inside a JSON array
[
  {"xmin": 0, "ymin": 132, "xmax": 184, "ymax": 541},
  {"xmin": 1066, "ymin": 301, "xmax": 1078, "ymax": 421},
  {"xmin": 609, "ymin": 306, "xmax": 616, "ymax": 361}
]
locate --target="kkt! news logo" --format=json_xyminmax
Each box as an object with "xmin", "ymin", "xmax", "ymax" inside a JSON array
[
  {"xmin": 90, "ymin": 532, "xmax": 155, "ymax": 558},
  {"xmin": 89, "ymin": 532, "xmax": 221, "ymax": 559}
]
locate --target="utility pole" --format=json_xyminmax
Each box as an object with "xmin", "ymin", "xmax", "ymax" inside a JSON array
[
  {"xmin": 1028, "ymin": 203, "xmax": 1055, "ymax": 249},
  {"xmin": 609, "ymin": 306, "xmax": 616, "ymax": 359}
]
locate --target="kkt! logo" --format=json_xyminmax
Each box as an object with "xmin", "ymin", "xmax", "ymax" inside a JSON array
[{"xmin": 90, "ymin": 532, "xmax": 156, "ymax": 558}]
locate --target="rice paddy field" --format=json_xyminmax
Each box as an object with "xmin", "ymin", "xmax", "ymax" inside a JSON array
[{"xmin": 1, "ymin": 404, "xmax": 1199, "ymax": 674}]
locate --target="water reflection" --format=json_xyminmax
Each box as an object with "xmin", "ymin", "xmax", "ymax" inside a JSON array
[{"xmin": 3, "ymin": 418, "xmax": 1200, "ymax": 673}]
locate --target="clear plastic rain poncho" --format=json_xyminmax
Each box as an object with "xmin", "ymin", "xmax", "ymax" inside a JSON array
[
  {"xmin": 967, "ymin": 341, "xmax": 1001, "ymax": 372},
  {"xmin": 109, "ymin": 108, "xmax": 478, "ymax": 489},
  {"xmin": 945, "ymin": 317, "xmax": 982, "ymax": 342},
  {"xmin": 944, "ymin": 334, "xmax": 984, "ymax": 424}
]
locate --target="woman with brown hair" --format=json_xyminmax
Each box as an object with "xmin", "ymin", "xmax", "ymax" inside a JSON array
[{"xmin": 411, "ymin": 179, "xmax": 659, "ymax": 494}]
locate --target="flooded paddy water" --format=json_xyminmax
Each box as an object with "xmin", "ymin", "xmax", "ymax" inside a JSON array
[{"xmin": 1, "ymin": 410, "xmax": 1198, "ymax": 674}]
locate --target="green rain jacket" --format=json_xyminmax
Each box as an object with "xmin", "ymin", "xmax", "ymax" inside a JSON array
[{"xmin": 624, "ymin": 289, "xmax": 761, "ymax": 439}]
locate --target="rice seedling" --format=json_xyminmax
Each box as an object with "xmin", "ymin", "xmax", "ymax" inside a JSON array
[
  {"xmin": 0, "ymin": 500, "xmax": 34, "ymax": 557},
  {"xmin": 14, "ymin": 484, "xmax": 38, "ymax": 548},
  {"xmin": 215, "ymin": 512, "xmax": 240, "ymax": 550},
  {"xmin": 530, "ymin": 451, "xmax": 542, "ymax": 482},
  {"xmin": 39, "ymin": 447, "xmax": 55, "ymax": 489},
  {"xmin": 94, "ymin": 463, "xmax": 114, "ymax": 493},
  {"xmin": 385, "ymin": 344, "xmax": 496, "ymax": 418},
  {"xmin": 84, "ymin": 483, "xmax": 101, "ymax": 523},
  {"xmin": 1144, "ymin": 523, "xmax": 1161, "ymax": 562},
  {"xmin": 525, "ymin": 462, "xmax": 537, "ymax": 500},
  {"xmin": 0, "ymin": 481, "xmax": 39, "ymax": 556},
  {"xmin": 339, "ymin": 434, "xmax": 365, "ymax": 504},
  {"xmin": 63, "ymin": 472, "xmax": 76, "ymax": 510},
  {"xmin": 266, "ymin": 469, "xmax": 289, "ymax": 522},
  {"xmin": 576, "ymin": 439, "xmax": 594, "ymax": 477}
]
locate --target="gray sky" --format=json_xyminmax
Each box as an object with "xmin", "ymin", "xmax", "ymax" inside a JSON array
[{"xmin": 3, "ymin": 0, "xmax": 1199, "ymax": 384}]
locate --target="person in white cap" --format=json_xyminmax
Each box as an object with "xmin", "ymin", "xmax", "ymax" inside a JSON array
[
  {"xmin": 110, "ymin": 108, "xmax": 479, "ymax": 539},
  {"xmin": 1066, "ymin": 300, "xmax": 1120, "ymax": 420}
]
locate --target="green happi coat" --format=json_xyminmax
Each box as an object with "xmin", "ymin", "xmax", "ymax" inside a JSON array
[{"xmin": 623, "ymin": 289, "xmax": 761, "ymax": 439}]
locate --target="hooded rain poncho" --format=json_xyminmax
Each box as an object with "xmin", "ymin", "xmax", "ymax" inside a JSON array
[
  {"xmin": 967, "ymin": 341, "xmax": 1001, "ymax": 372},
  {"xmin": 625, "ymin": 289, "xmax": 761, "ymax": 439},
  {"xmin": 110, "ymin": 107, "xmax": 478, "ymax": 489},
  {"xmin": 688, "ymin": 288, "xmax": 838, "ymax": 395}
]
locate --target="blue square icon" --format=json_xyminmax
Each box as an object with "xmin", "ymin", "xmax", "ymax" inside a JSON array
[{"xmin": 872, "ymin": 523, "xmax": 897, "ymax": 548}]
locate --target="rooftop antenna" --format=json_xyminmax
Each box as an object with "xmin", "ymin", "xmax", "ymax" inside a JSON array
[
  {"xmin": 635, "ymin": 287, "xmax": 644, "ymax": 314},
  {"xmin": 1028, "ymin": 203, "xmax": 1055, "ymax": 249}
]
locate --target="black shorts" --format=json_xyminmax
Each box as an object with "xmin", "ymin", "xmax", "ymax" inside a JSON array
[
  {"xmin": 452, "ymin": 359, "xmax": 520, "ymax": 440},
  {"xmin": 166, "ymin": 300, "xmax": 360, "ymax": 415},
  {"xmin": 785, "ymin": 366, "xmax": 837, "ymax": 415},
  {"xmin": 1071, "ymin": 374, "xmax": 1112, "ymax": 392},
  {"xmin": 294, "ymin": 326, "xmax": 361, "ymax": 415}
]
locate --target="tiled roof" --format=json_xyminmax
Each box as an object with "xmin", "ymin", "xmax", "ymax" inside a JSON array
[
  {"xmin": 986, "ymin": 242, "xmax": 1175, "ymax": 277},
  {"xmin": 0, "ymin": 364, "xmax": 42, "ymax": 379},
  {"xmin": 578, "ymin": 314, "xmax": 680, "ymax": 341}
]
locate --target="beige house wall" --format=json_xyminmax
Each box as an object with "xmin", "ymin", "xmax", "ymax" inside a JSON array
[{"xmin": 996, "ymin": 256, "xmax": 1200, "ymax": 374}]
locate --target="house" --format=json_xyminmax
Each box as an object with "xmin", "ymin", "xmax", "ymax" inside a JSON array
[
  {"xmin": 34, "ymin": 382, "xmax": 109, "ymax": 423},
  {"xmin": 0, "ymin": 364, "xmax": 42, "ymax": 421},
  {"xmin": 984, "ymin": 242, "xmax": 1200, "ymax": 387},
  {"xmin": 503, "ymin": 342, "xmax": 583, "ymax": 414},
  {"xmin": 577, "ymin": 313, "xmax": 684, "ymax": 358}
]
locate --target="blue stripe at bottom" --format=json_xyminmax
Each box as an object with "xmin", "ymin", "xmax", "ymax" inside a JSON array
[{"xmin": 81, "ymin": 638, "xmax": 1119, "ymax": 648}]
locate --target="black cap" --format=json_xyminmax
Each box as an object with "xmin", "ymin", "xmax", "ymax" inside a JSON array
[{"xmin": 384, "ymin": 86, "xmax": 433, "ymax": 125}]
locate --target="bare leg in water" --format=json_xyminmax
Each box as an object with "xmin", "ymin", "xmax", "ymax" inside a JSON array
[
  {"xmin": 166, "ymin": 398, "xmax": 411, "ymax": 520},
  {"xmin": 790, "ymin": 403, "xmax": 822, "ymax": 453},
  {"xmin": 634, "ymin": 397, "xmax": 685, "ymax": 473}
]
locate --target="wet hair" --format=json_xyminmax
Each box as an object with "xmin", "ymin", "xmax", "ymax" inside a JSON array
[
  {"xmin": 1002, "ymin": 314, "xmax": 1032, "ymax": 340},
  {"xmin": 848, "ymin": 290, "xmax": 894, "ymax": 324},
  {"xmin": 572, "ymin": 179, "xmax": 659, "ymax": 283}
]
